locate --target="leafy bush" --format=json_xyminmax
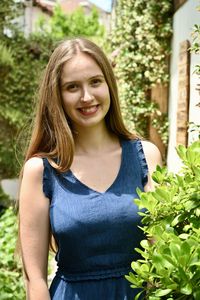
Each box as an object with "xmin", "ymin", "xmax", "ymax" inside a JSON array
[
  {"xmin": 0, "ymin": 32, "xmax": 55, "ymax": 179},
  {"xmin": 0, "ymin": 2, "xmax": 105, "ymax": 180},
  {"xmin": 0, "ymin": 207, "xmax": 25, "ymax": 300},
  {"xmin": 37, "ymin": 5, "xmax": 104, "ymax": 40},
  {"xmin": 0, "ymin": 0, "xmax": 22, "ymax": 40},
  {"xmin": 126, "ymin": 141, "xmax": 200, "ymax": 299},
  {"xmin": 0, "ymin": 43, "xmax": 14, "ymax": 71}
]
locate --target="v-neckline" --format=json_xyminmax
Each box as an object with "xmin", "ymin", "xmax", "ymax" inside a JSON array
[{"xmin": 68, "ymin": 140, "xmax": 125, "ymax": 195}]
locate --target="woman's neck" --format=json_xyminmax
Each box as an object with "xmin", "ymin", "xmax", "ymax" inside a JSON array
[{"xmin": 72, "ymin": 123, "xmax": 117, "ymax": 155}]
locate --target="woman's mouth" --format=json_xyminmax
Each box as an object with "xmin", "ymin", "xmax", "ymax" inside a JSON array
[{"xmin": 78, "ymin": 105, "xmax": 99, "ymax": 116}]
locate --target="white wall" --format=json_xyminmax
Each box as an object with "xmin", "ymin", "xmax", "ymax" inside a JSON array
[
  {"xmin": 167, "ymin": 0, "xmax": 200, "ymax": 172},
  {"xmin": 1, "ymin": 179, "xmax": 19, "ymax": 201}
]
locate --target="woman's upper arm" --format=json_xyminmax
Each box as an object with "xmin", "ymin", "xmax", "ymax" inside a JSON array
[
  {"xmin": 141, "ymin": 141, "xmax": 163, "ymax": 191},
  {"xmin": 19, "ymin": 157, "xmax": 50, "ymax": 282}
]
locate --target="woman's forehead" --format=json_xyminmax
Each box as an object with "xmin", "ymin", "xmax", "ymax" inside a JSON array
[{"xmin": 61, "ymin": 53, "xmax": 104, "ymax": 82}]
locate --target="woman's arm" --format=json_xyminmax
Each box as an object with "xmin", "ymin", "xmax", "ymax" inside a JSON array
[
  {"xmin": 19, "ymin": 157, "xmax": 51, "ymax": 300},
  {"xmin": 141, "ymin": 141, "xmax": 163, "ymax": 192}
]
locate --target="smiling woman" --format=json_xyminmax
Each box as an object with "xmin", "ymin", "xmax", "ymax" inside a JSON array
[
  {"xmin": 61, "ymin": 53, "xmax": 110, "ymax": 129},
  {"xmin": 17, "ymin": 38, "xmax": 162, "ymax": 300}
]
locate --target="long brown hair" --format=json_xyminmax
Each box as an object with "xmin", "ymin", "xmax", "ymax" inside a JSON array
[{"xmin": 24, "ymin": 37, "xmax": 136, "ymax": 171}]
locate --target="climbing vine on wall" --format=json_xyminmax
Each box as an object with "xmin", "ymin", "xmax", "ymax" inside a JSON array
[{"xmin": 111, "ymin": 0, "xmax": 173, "ymax": 142}]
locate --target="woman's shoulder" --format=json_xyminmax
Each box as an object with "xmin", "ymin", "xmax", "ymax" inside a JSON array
[
  {"xmin": 140, "ymin": 140, "xmax": 163, "ymax": 168},
  {"xmin": 23, "ymin": 157, "xmax": 44, "ymax": 180},
  {"xmin": 127, "ymin": 138, "xmax": 161, "ymax": 154},
  {"xmin": 141, "ymin": 140, "xmax": 161, "ymax": 155}
]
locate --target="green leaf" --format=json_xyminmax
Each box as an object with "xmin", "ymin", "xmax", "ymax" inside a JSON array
[
  {"xmin": 125, "ymin": 273, "xmax": 138, "ymax": 286},
  {"xmin": 140, "ymin": 239, "xmax": 150, "ymax": 249},
  {"xmin": 178, "ymin": 266, "xmax": 189, "ymax": 281},
  {"xmin": 136, "ymin": 187, "xmax": 142, "ymax": 197},
  {"xmin": 180, "ymin": 241, "xmax": 190, "ymax": 255},
  {"xmin": 134, "ymin": 290, "xmax": 145, "ymax": 300},
  {"xmin": 154, "ymin": 289, "xmax": 172, "ymax": 296},
  {"xmin": 171, "ymin": 214, "xmax": 183, "ymax": 227},
  {"xmin": 169, "ymin": 243, "xmax": 180, "ymax": 261},
  {"xmin": 135, "ymin": 247, "xmax": 149, "ymax": 259},
  {"xmin": 156, "ymin": 188, "xmax": 171, "ymax": 202},
  {"xmin": 176, "ymin": 144, "xmax": 187, "ymax": 161},
  {"xmin": 180, "ymin": 283, "xmax": 193, "ymax": 295},
  {"xmin": 179, "ymin": 233, "xmax": 190, "ymax": 239},
  {"xmin": 190, "ymin": 261, "xmax": 200, "ymax": 267},
  {"xmin": 162, "ymin": 254, "xmax": 176, "ymax": 267},
  {"xmin": 140, "ymin": 263, "xmax": 149, "ymax": 273},
  {"xmin": 193, "ymin": 288, "xmax": 200, "ymax": 300}
]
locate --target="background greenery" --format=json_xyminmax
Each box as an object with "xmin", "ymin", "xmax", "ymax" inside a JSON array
[
  {"xmin": 36, "ymin": 5, "xmax": 104, "ymax": 40},
  {"xmin": 0, "ymin": 0, "xmax": 173, "ymax": 179},
  {"xmin": 0, "ymin": 1, "xmax": 105, "ymax": 180},
  {"xmin": 0, "ymin": 207, "xmax": 25, "ymax": 300},
  {"xmin": 111, "ymin": 0, "xmax": 173, "ymax": 143}
]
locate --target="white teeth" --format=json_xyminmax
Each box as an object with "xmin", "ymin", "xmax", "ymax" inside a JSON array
[{"xmin": 80, "ymin": 106, "xmax": 97, "ymax": 113}]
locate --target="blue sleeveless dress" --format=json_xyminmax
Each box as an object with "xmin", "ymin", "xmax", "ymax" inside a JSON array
[{"xmin": 43, "ymin": 139, "xmax": 148, "ymax": 300}]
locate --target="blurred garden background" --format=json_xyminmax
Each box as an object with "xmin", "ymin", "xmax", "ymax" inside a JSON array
[{"xmin": 0, "ymin": 0, "xmax": 199, "ymax": 299}]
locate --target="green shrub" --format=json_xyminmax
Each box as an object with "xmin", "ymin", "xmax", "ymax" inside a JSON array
[
  {"xmin": 126, "ymin": 141, "xmax": 200, "ymax": 299},
  {"xmin": 0, "ymin": 207, "xmax": 25, "ymax": 300},
  {"xmin": 0, "ymin": 3, "xmax": 106, "ymax": 179},
  {"xmin": 36, "ymin": 5, "xmax": 104, "ymax": 39},
  {"xmin": 0, "ymin": 43, "xmax": 14, "ymax": 72}
]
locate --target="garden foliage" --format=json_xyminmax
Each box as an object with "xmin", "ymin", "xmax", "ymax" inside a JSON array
[
  {"xmin": 126, "ymin": 141, "xmax": 200, "ymax": 299},
  {"xmin": 37, "ymin": 5, "xmax": 104, "ymax": 40},
  {"xmin": 190, "ymin": 7, "xmax": 200, "ymax": 76},
  {"xmin": 0, "ymin": 32, "xmax": 55, "ymax": 179},
  {"xmin": 0, "ymin": 207, "xmax": 25, "ymax": 300},
  {"xmin": 0, "ymin": 1, "xmax": 104, "ymax": 180},
  {"xmin": 111, "ymin": 0, "xmax": 173, "ymax": 143},
  {"xmin": 0, "ymin": 43, "xmax": 14, "ymax": 73},
  {"xmin": 0, "ymin": 0, "xmax": 22, "ymax": 39}
]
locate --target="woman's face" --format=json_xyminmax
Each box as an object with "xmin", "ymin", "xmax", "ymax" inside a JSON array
[{"xmin": 60, "ymin": 53, "xmax": 110, "ymax": 130}]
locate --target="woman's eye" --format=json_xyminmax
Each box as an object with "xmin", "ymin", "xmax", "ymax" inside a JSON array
[
  {"xmin": 66, "ymin": 84, "xmax": 78, "ymax": 91},
  {"xmin": 91, "ymin": 79, "xmax": 102, "ymax": 86}
]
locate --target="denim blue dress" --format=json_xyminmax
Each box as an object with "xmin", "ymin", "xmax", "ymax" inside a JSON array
[{"xmin": 43, "ymin": 139, "xmax": 148, "ymax": 300}]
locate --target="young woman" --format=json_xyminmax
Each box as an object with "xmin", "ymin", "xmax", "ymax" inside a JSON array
[{"xmin": 19, "ymin": 37, "xmax": 162, "ymax": 300}]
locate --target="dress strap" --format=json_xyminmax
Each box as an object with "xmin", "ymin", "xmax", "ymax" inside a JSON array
[
  {"xmin": 42, "ymin": 158, "xmax": 54, "ymax": 201},
  {"xmin": 135, "ymin": 140, "xmax": 148, "ymax": 186}
]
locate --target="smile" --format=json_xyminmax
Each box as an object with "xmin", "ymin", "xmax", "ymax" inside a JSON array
[{"xmin": 78, "ymin": 105, "xmax": 99, "ymax": 116}]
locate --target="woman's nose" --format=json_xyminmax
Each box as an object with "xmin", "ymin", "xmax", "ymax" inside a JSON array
[{"xmin": 80, "ymin": 87, "xmax": 94, "ymax": 103}]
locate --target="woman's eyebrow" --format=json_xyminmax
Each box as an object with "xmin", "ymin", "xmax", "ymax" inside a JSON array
[
  {"xmin": 90, "ymin": 74, "xmax": 104, "ymax": 79},
  {"xmin": 61, "ymin": 79, "xmax": 77, "ymax": 87},
  {"xmin": 61, "ymin": 74, "xmax": 105, "ymax": 86}
]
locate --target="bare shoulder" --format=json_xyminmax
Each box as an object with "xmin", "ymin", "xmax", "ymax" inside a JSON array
[
  {"xmin": 141, "ymin": 140, "xmax": 162, "ymax": 166},
  {"xmin": 141, "ymin": 140, "xmax": 162, "ymax": 160},
  {"xmin": 23, "ymin": 157, "xmax": 44, "ymax": 179},
  {"xmin": 141, "ymin": 141, "xmax": 162, "ymax": 191},
  {"xmin": 20, "ymin": 157, "xmax": 48, "ymax": 206}
]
